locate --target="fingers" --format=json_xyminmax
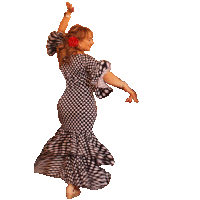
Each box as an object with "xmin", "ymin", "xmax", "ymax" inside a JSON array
[
  {"xmin": 125, "ymin": 97, "xmax": 132, "ymax": 103},
  {"xmin": 133, "ymin": 97, "xmax": 139, "ymax": 103},
  {"xmin": 66, "ymin": 2, "xmax": 72, "ymax": 7},
  {"xmin": 125, "ymin": 95, "xmax": 139, "ymax": 103},
  {"xmin": 131, "ymin": 93, "xmax": 139, "ymax": 103},
  {"xmin": 66, "ymin": 2, "xmax": 74, "ymax": 12}
]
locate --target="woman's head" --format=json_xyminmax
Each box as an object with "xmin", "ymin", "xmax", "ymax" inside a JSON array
[
  {"xmin": 57, "ymin": 24, "xmax": 94, "ymax": 66},
  {"xmin": 77, "ymin": 31, "xmax": 94, "ymax": 53}
]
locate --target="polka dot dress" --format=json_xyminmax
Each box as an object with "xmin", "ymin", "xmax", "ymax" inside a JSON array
[{"xmin": 34, "ymin": 31, "xmax": 115, "ymax": 190}]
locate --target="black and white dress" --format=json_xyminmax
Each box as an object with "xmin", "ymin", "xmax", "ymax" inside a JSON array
[{"xmin": 34, "ymin": 31, "xmax": 115, "ymax": 190}]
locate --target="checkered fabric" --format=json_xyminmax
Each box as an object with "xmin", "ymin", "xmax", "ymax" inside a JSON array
[{"xmin": 34, "ymin": 32, "xmax": 115, "ymax": 190}]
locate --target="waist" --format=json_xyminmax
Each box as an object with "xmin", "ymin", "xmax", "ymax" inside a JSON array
[{"xmin": 64, "ymin": 83, "xmax": 94, "ymax": 95}]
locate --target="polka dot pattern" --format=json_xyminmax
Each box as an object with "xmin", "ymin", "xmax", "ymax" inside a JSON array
[{"xmin": 34, "ymin": 32, "xmax": 115, "ymax": 190}]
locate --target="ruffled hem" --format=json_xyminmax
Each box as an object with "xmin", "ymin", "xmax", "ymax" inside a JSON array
[
  {"xmin": 34, "ymin": 152, "xmax": 112, "ymax": 190},
  {"xmin": 34, "ymin": 127, "xmax": 115, "ymax": 190}
]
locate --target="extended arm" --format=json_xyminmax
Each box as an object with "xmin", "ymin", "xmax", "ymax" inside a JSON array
[
  {"xmin": 103, "ymin": 71, "xmax": 139, "ymax": 103},
  {"xmin": 103, "ymin": 71, "xmax": 131, "ymax": 93},
  {"xmin": 103, "ymin": 72, "xmax": 122, "ymax": 89}
]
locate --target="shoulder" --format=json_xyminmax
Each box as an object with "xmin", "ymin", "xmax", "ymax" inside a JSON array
[
  {"xmin": 83, "ymin": 53, "xmax": 93, "ymax": 60},
  {"xmin": 84, "ymin": 54, "xmax": 99, "ymax": 65}
]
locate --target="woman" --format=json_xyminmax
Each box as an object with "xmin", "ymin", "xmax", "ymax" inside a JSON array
[{"xmin": 34, "ymin": 2, "xmax": 139, "ymax": 199}]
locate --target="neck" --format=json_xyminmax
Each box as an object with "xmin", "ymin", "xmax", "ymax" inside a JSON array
[{"xmin": 76, "ymin": 50, "xmax": 85, "ymax": 54}]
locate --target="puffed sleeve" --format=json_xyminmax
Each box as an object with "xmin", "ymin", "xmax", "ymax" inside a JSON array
[
  {"xmin": 46, "ymin": 31, "xmax": 65, "ymax": 56},
  {"xmin": 85, "ymin": 55, "xmax": 113, "ymax": 99}
]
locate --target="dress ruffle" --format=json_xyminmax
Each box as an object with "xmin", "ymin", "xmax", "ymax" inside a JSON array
[
  {"xmin": 94, "ymin": 60, "xmax": 113, "ymax": 99},
  {"xmin": 34, "ymin": 127, "xmax": 115, "ymax": 190},
  {"xmin": 46, "ymin": 31, "xmax": 65, "ymax": 56},
  {"xmin": 85, "ymin": 55, "xmax": 113, "ymax": 99}
]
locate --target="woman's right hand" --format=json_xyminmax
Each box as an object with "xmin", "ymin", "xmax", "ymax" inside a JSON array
[{"xmin": 66, "ymin": 2, "xmax": 74, "ymax": 13}]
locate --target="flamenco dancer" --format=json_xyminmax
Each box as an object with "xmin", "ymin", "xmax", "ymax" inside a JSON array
[{"xmin": 34, "ymin": 2, "xmax": 139, "ymax": 199}]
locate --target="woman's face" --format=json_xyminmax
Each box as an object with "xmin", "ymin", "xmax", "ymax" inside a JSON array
[{"xmin": 78, "ymin": 31, "xmax": 94, "ymax": 52}]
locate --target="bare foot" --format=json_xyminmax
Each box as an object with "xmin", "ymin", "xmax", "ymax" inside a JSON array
[
  {"xmin": 74, "ymin": 186, "xmax": 81, "ymax": 197},
  {"xmin": 66, "ymin": 184, "xmax": 81, "ymax": 199}
]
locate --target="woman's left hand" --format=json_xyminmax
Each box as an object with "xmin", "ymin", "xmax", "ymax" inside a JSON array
[{"xmin": 125, "ymin": 89, "xmax": 139, "ymax": 103}]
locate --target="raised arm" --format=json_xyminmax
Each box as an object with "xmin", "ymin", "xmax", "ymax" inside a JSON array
[{"xmin": 58, "ymin": 2, "xmax": 74, "ymax": 33}]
